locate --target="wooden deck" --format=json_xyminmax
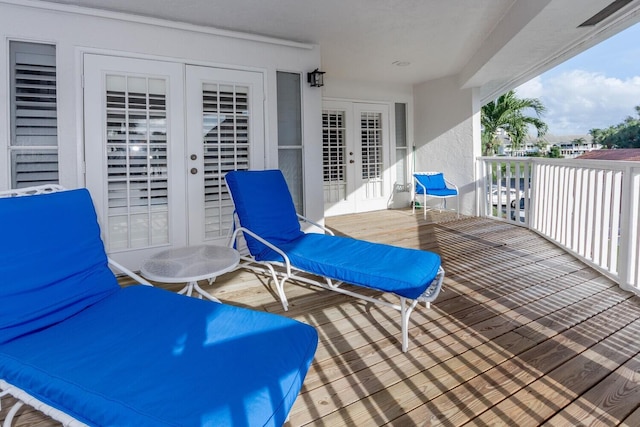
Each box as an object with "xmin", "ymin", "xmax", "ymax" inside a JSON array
[{"xmin": 3, "ymin": 210, "xmax": 640, "ymax": 426}]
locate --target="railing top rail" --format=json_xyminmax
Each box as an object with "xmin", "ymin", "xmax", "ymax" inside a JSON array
[{"xmin": 477, "ymin": 156, "xmax": 640, "ymax": 171}]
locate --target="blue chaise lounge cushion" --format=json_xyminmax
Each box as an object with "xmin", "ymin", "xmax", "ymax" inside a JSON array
[
  {"xmin": 0, "ymin": 189, "xmax": 118, "ymax": 345},
  {"xmin": 262, "ymin": 234, "xmax": 441, "ymax": 300},
  {"xmin": 0, "ymin": 286, "xmax": 318, "ymax": 426},
  {"xmin": 226, "ymin": 169, "xmax": 304, "ymax": 259},
  {"xmin": 0, "ymin": 188, "xmax": 318, "ymax": 426},
  {"xmin": 226, "ymin": 169, "xmax": 442, "ymax": 300}
]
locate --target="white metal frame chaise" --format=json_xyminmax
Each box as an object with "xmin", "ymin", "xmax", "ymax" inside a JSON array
[
  {"xmin": 225, "ymin": 169, "xmax": 445, "ymax": 352},
  {"xmin": 0, "ymin": 185, "xmax": 317, "ymax": 427}
]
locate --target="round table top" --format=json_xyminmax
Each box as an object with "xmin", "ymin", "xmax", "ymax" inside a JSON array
[{"xmin": 140, "ymin": 244, "xmax": 240, "ymax": 283}]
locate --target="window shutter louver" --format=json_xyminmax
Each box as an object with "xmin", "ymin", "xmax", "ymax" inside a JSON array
[
  {"xmin": 9, "ymin": 42, "xmax": 59, "ymax": 188},
  {"xmin": 202, "ymin": 83, "xmax": 251, "ymax": 239},
  {"xmin": 322, "ymin": 109, "xmax": 347, "ymax": 203}
]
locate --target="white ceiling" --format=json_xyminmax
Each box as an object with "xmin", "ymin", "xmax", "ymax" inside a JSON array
[{"xmin": 34, "ymin": 0, "xmax": 640, "ymax": 102}]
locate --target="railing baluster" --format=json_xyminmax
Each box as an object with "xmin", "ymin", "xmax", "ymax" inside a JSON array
[
  {"xmin": 477, "ymin": 156, "xmax": 640, "ymax": 294},
  {"xmin": 586, "ymin": 169, "xmax": 595, "ymax": 263},
  {"xmin": 609, "ymin": 170, "xmax": 622, "ymax": 274}
]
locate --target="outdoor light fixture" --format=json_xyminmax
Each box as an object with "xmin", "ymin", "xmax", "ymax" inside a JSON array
[{"xmin": 307, "ymin": 68, "xmax": 325, "ymax": 87}]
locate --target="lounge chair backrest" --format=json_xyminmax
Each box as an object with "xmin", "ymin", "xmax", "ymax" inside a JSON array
[
  {"xmin": 0, "ymin": 189, "xmax": 119, "ymax": 344},
  {"xmin": 225, "ymin": 169, "xmax": 303, "ymax": 257},
  {"xmin": 415, "ymin": 172, "xmax": 447, "ymax": 192}
]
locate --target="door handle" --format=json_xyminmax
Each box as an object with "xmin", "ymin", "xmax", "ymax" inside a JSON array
[
  {"xmin": 190, "ymin": 154, "xmax": 197, "ymax": 160},
  {"xmin": 190, "ymin": 168, "xmax": 198, "ymax": 174},
  {"xmin": 349, "ymin": 160, "xmax": 355, "ymax": 164}
]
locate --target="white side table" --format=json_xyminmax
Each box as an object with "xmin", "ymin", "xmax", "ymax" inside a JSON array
[{"xmin": 140, "ymin": 245, "xmax": 240, "ymax": 302}]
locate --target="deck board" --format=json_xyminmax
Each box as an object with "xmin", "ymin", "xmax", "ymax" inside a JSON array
[{"xmin": 2, "ymin": 210, "xmax": 639, "ymax": 426}]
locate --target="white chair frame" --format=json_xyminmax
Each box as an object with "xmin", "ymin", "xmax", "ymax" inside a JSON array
[
  {"xmin": 228, "ymin": 213, "xmax": 445, "ymax": 352},
  {"xmin": 0, "ymin": 184, "xmax": 152, "ymax": 427},
  {"xmin": 412, "ymin": 172, "xmax": 460, "ymax": 219}
]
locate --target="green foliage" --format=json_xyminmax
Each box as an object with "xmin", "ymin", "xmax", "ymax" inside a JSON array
[
  {"xmin": 589, "ymin": 105, "xmax": 640, "ymax": 148},
  {"xmin": 547, "ymin": 145, "xmax": 562, "ymax": 158},
  {"xmin": 481, "ymin": 90, "xmax": 548, "ymax": 156}
]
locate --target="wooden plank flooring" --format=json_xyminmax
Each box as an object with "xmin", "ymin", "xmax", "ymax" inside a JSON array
[{"xmin": 2, "ymin": 210, "xmax": 639, "ymax": 426}]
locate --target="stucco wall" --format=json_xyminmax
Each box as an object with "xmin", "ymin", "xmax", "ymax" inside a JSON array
[{"xmin": 413, "ymin": 76, "xmax": 481, "ymax": 216}]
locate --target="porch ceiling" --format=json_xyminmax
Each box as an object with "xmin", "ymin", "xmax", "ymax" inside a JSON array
[{"xmin": 35, "ymin": 0, "xmax": 640, "ymax": 102}]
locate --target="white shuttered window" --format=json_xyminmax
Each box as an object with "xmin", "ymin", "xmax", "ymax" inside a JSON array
[{"xmin": 9, "ymin": 41, "xmax": 58, "ymax": 188}]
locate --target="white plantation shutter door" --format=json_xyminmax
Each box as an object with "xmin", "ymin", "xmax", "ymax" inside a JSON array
[
  {"xmin": 323, "ymin": 109, "xmax": 347, "ymax": 203},
  {"xmin": 105, "ymin": 75, "xmax": 170, "ymax": 250},
  {"xmin": 186, "ymin": 65, "xmax": 264, "ymax": 244},
  {"xmin": 201, "ymin": 82, "xmax": 250, "ymax": 240},
  {"xmin": 9, "ymin": 41, "xmax": 58, "ymax": 188},
  {"xmin": 360, "ymin": 111, "xmax": 384, "ymax": 198}
]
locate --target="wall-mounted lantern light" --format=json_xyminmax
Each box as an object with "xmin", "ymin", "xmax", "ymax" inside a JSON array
[{"xmin": 307, "ymin": 68, "xmax": 325, "ymax": 87}]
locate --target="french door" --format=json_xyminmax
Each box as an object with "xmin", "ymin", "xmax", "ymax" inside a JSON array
[
  {"xmin": 323, "ymin": 101, "xmax": 391, "ymax": 216},
  {"xmin": 84, "ymin": 55, "xmax": 264, "ymax": 269},
  {"xmin": 185, "ymin": 65, "xmax": 264, "ymax": 245}
]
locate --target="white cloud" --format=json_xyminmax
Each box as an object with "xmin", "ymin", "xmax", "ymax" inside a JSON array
[
  {"xmin": 516, "ymin": 70, "xmax": 640, "ymax": 135},
  {"xmin": 515, "ymin": 76, "xmax": 543, "ymax": 99}
]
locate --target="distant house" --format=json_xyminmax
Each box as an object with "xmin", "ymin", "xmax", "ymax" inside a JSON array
[
  {"xmin": 576, "ymin": 148, "xmax": 640, "ymax": 161},
  {"xmin": 552, "ymin": 135, "xmax": 602, "ymax": 158},
  {"xmin": 500, "ymin": 134, "xmax": 602, "ymax": 158}
]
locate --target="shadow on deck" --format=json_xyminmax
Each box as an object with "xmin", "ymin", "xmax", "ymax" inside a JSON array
[{"xmin": 3, "ymin": 210, "xmax": 639, "ymax": 426}]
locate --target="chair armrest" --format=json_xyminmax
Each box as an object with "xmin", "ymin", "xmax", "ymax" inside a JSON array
[
  {"xmin": 444, "ymin": 179, "xmax": 459, "ymax": 193},
  {"xmin": 108, "ymin": 258, "xmax": 153, "ymax": 286},
  {"xmin": 413, "ymin": 176, "xmax": 427, "ymax": 195},
  {"xmin": 297, "ymin": 213, "xmax": 335, "ymax": 236},
  {"xmin": 230, "ymin": 226, "xmax": 294, "ymax": 276}
]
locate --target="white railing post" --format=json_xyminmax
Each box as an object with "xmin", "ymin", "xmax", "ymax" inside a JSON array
[{"xmin": 618, "ymin": 164, "xmax": 639, "ymax": 292}]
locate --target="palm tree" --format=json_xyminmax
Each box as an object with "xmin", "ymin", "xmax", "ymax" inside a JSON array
[{"xmin": 481, "ymin": 90, "xmax": 548, "ymax": 156}]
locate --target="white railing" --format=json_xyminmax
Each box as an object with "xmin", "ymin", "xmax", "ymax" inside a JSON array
[{"xmin": 478, "ymin": 157, "xmax": 640, "ymax": 294}]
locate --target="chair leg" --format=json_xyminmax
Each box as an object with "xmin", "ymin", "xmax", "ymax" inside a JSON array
[
  {"xmin": 264, "ymin": 263, "xmax": 289, "ymax": 311},
  {"xmin": 276, "ymin": 277, "xmax": 289, "ymax": 311},
  {"xmin": 423, "ymin": 194, "xmax": 427, "ymax": 219},
  {"xmin": 401, "ymin": 298, "xmax": 409, "ymax": 352},
  {"xmin": 4, "ymin": 401, "xmax": 25, "ymax": 427}
]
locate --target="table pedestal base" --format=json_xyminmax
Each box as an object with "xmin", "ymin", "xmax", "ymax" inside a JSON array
[{"xmin": 177, "ymin": 281, "xmax": 221, "ymax": 303}]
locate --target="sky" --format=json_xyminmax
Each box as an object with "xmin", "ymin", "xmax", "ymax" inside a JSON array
[{"xmin": 515, "ymin": 22, "xmax": 640, "ymax": 136}]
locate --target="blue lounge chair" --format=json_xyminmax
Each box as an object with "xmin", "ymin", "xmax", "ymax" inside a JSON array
[
  {"xmin": 0, "ymin": 186, "xmax": 317, "ymax": 427},
  {"xmin": 412, "ymin": 172, "xmax": 459, "ymax": 219},
  {"xmin": 225, "ymin": 170, "xmax": 445, "ymax": 352}
]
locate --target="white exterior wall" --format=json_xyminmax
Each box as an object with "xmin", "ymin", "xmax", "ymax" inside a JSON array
[
  {"xmin": 0, "ymin": 1, "xmax": 324, "ymax": 222},
  {"xmin": 413, "ymin": 76, "xmax": 481, "ymax": 216}
]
